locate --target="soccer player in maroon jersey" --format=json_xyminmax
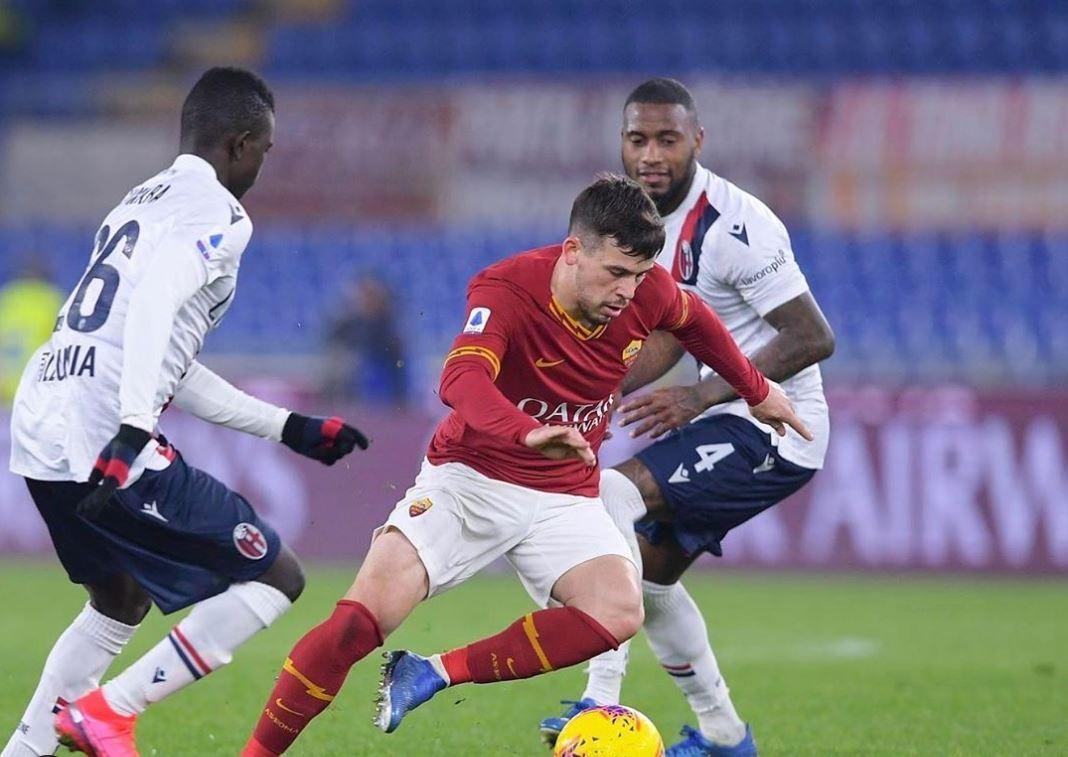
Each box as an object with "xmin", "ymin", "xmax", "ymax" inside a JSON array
[{"xmin": 242, "ymin": 175, "xmax": 809, "ymax": 756}]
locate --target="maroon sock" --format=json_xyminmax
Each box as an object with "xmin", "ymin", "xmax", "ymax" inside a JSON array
[
  {"xmin": 244, "ymin": 600, "xmax": 383, "ymax": 755},
  {"xmin": 441, "ymin": 606, "xmax": 618, "ymax": 685}
]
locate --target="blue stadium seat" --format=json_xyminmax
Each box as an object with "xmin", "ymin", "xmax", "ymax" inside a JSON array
[
  {"xmin": 4, "ymin": 0, "xmax": 1067, "ymax": 80},
  {"xmin": 0, "ymin": 207, "xmax": 1065, "ymax": 381}
]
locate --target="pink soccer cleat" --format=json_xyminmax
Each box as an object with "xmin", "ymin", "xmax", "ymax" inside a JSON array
[{"xmin": 54, "ymin": 688, "xmax": 140, "ymax": 757}]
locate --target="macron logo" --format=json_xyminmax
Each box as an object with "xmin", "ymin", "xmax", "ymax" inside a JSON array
[
  {"xmin": 141, "ymin": 501, "xmax": 167, "ymax": 523},
  {"xmin": 729, "ymin": 222, "xmax": 749, "ymax": 246},
  {"xmin": 668, "ymin": 464, "xmax": 690, "ymax": 484},
  {"xmin": 753, "ymin": 454, "xmax": 776, "ymax": 474}
]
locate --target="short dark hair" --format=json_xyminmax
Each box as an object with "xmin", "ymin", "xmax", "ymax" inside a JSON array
[
  {"xmin": 180, "ymin": 67, "xmax": 275, "ymax": 146},
  {"xmin": 624, "ymin": 77, "xmax": 698, "ymax": 123},
  {"xmin": 568, "ymin": 173, "xmax": 665, "ymax": 260}
]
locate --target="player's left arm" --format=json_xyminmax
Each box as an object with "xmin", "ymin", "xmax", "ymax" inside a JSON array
[
  {"xmin": 688, "ymin": 216, "xmax": 834, "ymax": 410},
  {"xmin": 630, "ymin": 267, "xmax": 810, "ymax": 440},
  {"xmin": 172, "ymin": 361, "xmax": 368, "ymax": 463},
  {"xmin": 621, "ymin": 292, "xmax": 833, "ymax": 438},
  {"xmin": 693, "ymin": 291, "xmax": 834, "ymax": 409}
]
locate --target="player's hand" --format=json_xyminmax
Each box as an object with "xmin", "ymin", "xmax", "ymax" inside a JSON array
[
  {"xmin": 77, "ymin": 424, "xmax": 153, "ymax": 519},
  {"xmin": 282, "ymin": 413, "xmax": 369, "ymax": 465},
  {"xmin": 602, "ymin": 390, "xmax": 623, "ymax": 440},
  {"xmin": 524, "ymin": 425, "xmax": 596, "ymax": 467},
  {"xmin": 619, "ymin": 385, "xmax": 705, "ymax": 439},
  {"xmin": 749, "ymin": 381, "xmax": 813, "ymax": 440}
]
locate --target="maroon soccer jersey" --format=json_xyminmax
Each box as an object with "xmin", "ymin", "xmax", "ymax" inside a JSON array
[{"xmin": 427, "ymin": 245, "xmax": 767, "ymax": 497}]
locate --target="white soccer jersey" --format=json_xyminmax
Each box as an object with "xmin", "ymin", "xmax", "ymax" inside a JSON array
[
  {"xmin": 9, "ymin": 154, "xmax": 253, "ymax": 484},
  {"xmin": 655, "ymin": 164, "xmax": 829, "ymax": 469}
]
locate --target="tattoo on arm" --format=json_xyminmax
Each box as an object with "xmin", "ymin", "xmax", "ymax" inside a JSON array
[{"xmin": 694, "ymin": 291, "xmax": 835, "ymax": 409}]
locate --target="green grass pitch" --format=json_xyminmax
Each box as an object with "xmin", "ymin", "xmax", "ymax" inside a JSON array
[{"xmin": 1, "ymin": 561, "xmax": 1065, "ymax": 755}]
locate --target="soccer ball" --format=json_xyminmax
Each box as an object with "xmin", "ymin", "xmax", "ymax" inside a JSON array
[{"xmin": 552, "ymin": 704, "xmax": 665, "ymax": 756}]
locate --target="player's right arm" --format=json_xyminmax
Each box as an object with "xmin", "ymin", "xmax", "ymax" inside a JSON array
[
  {"xmin": 118, "ymin": 221, "xmax": 214, "ymax": 434},
  {"xmin": 439, "ymin": 282, "xmax": 593, "ymax": 465}
]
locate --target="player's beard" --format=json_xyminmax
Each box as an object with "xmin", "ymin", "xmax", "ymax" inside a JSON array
[
  {"xmin": 642, "ymin": 152, "xmax": 698, "ymax": 216},
  {"xmin": 576, "ymin": 291, "xmax": 626, "ymax": 326},
  {"xmin": 577, "ymin": 298, "xmax": 608, "ymax": 326}
]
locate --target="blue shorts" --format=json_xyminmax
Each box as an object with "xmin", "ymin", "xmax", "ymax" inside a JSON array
[
  {"xmin": 27, "ymin": 452, "xmax": 281, "ymax": 614},
  {"xmin": 634, "ymin": 414, "xmax": 816, "ymax": 558}
]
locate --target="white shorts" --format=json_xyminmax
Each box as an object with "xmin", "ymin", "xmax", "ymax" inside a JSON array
[{"xmin": 377, "ymin": 458, "xmax": 633, "ymax": 607}]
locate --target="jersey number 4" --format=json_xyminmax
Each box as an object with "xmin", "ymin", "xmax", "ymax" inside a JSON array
[
  {"xmin": 693, "ymin": 443, "xmax": 735, "ymax": 473},
  {"xmin": 66, "ymin": 221, "xmax": 140, "ymax": 333}
]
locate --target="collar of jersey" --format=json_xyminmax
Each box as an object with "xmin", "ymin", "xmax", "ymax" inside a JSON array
[
  {"xmin": 173, "ymin": 153, "xmax": 221, "ymax": 181},
  {"xmin": 549, "ymin": 296, "xmax": 606, "ymax": 341}
]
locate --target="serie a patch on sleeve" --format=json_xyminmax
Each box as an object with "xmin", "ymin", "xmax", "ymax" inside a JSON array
[{"xmin": 463, "ymin": 307, "xmax": 491, "ymax": 334}]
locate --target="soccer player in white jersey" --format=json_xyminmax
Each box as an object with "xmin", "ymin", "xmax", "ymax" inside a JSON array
[
  {"xmin": 541, "ymin": 79, "xmax": 835, "ymax": 756},
  {"xmin": 3, "ymin": 68, "xmax": 367, "ymax": 757}
]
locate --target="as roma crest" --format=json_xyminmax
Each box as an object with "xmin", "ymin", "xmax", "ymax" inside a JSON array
[
  {"xmin": 408, "ymin": 497, "xmax": 433, "ymax": 517},
  {"xmin": 622, "ymin": 339, "xmax": 644, "ymax": 366}
]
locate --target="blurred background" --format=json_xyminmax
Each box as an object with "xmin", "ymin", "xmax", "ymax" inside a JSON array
[{"xmin": 1, "ymin": 0, "xmax": 1066, "ymax": 574}]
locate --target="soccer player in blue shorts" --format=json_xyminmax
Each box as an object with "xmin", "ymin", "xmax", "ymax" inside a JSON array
[
  {"xmin": 540, "ymin": 79, "xmax": 835, "ymax": 756},
  {"xmin": 4, "ymin": 68, "xmax": 367, "ymax": 757}
]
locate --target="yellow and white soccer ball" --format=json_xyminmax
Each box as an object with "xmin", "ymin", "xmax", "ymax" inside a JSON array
[{"xmin": 553, "ymin": 704, "xmax": 665, "ymax": 756}]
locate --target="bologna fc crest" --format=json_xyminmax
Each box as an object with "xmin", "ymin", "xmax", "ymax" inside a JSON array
[
  {"xmin": 233, "ymin": 522, "xmax": 269, "ymax": 560},
  {"xmin": 678, "ymin": 241, "xmax": 695, "ymax": 282},
  {"xmin": 408, "ymin": 497, "xmax": 433, "ymax": 517},
  {"xmin": 671, "ymin": 191, "xmax": 720, "ymax": 286}
]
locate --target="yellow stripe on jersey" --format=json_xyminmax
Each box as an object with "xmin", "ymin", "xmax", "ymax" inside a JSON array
[
  {"xmin": 444, "ymin": 346, "xmax": 502, "ymax": 379},
  {"xmin": 549, "ymin": 296, "xmax": 606, "ymax": 341},
  {"xmin": 669, "ymin": 289, "xmax": 693, "ymax": 330}
]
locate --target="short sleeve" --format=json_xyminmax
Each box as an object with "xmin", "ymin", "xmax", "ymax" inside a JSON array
[{"xmin": 717, "ymin": 213, "xmax": 809, "ymax": 317}]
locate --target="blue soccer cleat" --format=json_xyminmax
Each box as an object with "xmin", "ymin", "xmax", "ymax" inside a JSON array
[
  {"xmin": 666, "ymin": 724, "xmax": 758, "ymax": 756},
  {"xmin": 538, "ymin": 698, "xmax": 599, "ymax": 747},
  {"xmin": 374, "ymin": 650, "xmax": 447, "ymax": 734}
]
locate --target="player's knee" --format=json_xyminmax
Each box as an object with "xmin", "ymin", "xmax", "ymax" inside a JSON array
[
  {"xmin": 581, "ymin": 583, "xmax": 644, "ymax": 643},
  {"xmin": 281, "ymin": 563, "xmax": 306, "ymax": 603},
  {"xmin": 87, "ymin": 575, "xmax": 152, "ymax": 625},
  {"xmin": 600, "ymin": 593, "xmax": 644, "ymax": 643},
  {"xmin": 274, "ymin": 558, "xmax": 306, "ymax": 603},
  {"xmin": 257, "ymin": 546, "xmax": 306, "ymax": 603}
]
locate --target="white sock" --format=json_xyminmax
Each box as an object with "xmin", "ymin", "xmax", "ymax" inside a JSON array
[
  {"xmin": 600, "ymin": 469, "xmax": 648, "ymax": 536},
  {"xmin": 580, "ymin": 640, "xmax": 629, "ymax": 705},
  {"xmin": 102, "ymin": 582, "xmax": 291, "ymax": 717},
  {"xmin": 3, "ymin": 603, "xmax": 137, "ymax": 757},
  {"xmin": 642, "ymin": 580, "xmax": 746, "ymax": 747},
  {"xmin": 579, "ymin": 470, "xmax": 648, "ymax": 705}
]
